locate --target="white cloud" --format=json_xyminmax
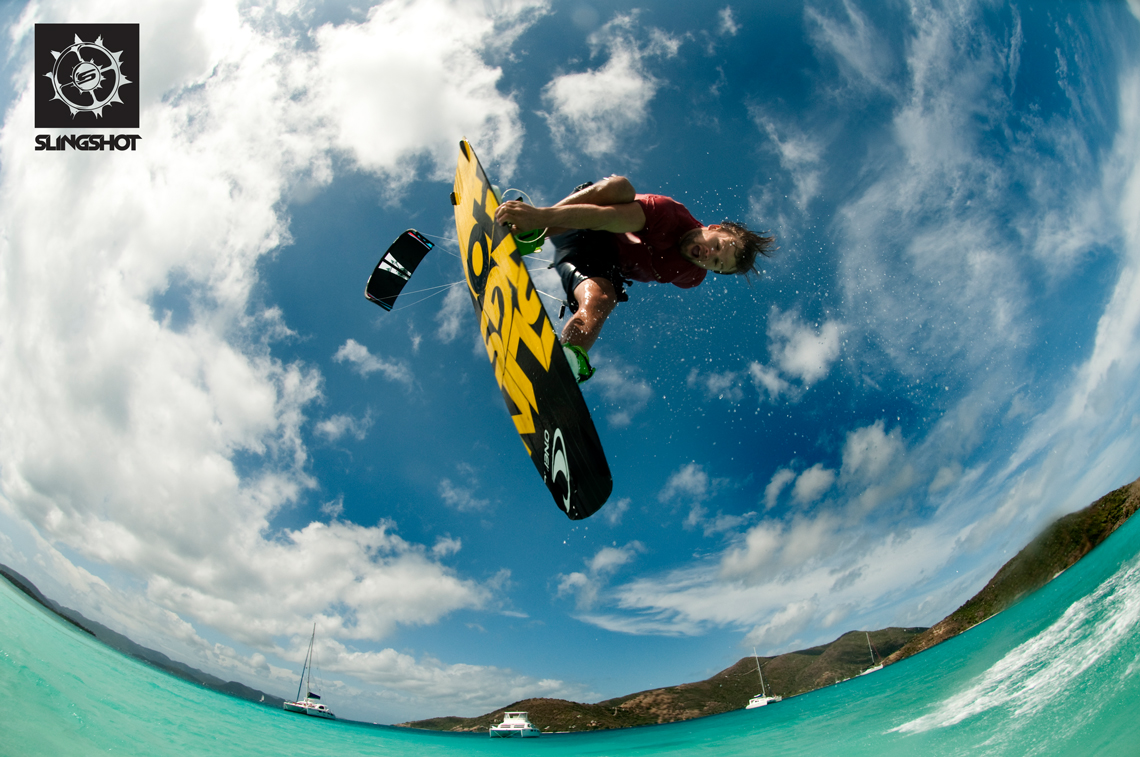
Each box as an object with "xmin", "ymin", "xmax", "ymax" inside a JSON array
[
  {"xmin": 658, "ymin": 462, "xmax": 750, "ymax": 536},
  {"xmin": 602, "ymin": 496, "xmax": 631, "ymax": 526},
  {"xmin": 767, "ymin": 308, "xmax": 842, "ymax": 386},
  {"xmin": 745, "ymin": 308, "xmax": 842, "ymax": 404},
  {"xmin": 718, "ymin": 7, "xmax": 740, "ymax": 37},
  {"xmin": 557, "ymin": 541, "xmax": 644, "ymax": 611},
  {"xmin": 792, "ymin": 464, "xmax": 836, "ymax": 504},
  {"xmin": 314, "ymin": 412, "xmax": 372, "ymax": 442},
  {"xmin": 841, "ymin": 420, "xmax": 903, "ymax": 483},
  {"xmin": 320, "ymin": 495, "xmax": 345, "ymax": 519},
  {"xmin": 542, "ymin": 13, "xmax": 681, "ymax": 159},
  {"xmin": 805, "ymin": 0, "xmax": 898, "ymax": 96},
  {"xmin": 748, "ymin": 362, "xmax": 792, "ymax": 401},
  {"xmin": 438, "ymin": 464, "xmax": 492, "ymax": 513},
  {"xmin": 298, "ymin": 636, "xmax": 595, "ymax": 713},
  {"xmin": 751, "ymin": 112, "xmax": 825, "ymax": 208},
  {"xmin": 432, "ymin": 535, "xmax": 462, "ymax": 558},
  {"xmin": 686, "ymin": 367, "xmax": 745, "ymax": 403},
  {"xmin": 742, "ymin": 599, "xmax": 818, "ymax": 648},
  {"xmin": 333, "ymin": 339, "xmax": 414, "ymax": 385},
  {"xmin": 311, "ymin": 0, "xmax": 543, "ymax": 186},
  {"xmin": 764, "ymin": 468, "xmax": 796, "ymax": 509},
  {"xmin": 0, "ymin": 0, "xmax": 544, "ymax": 721},
  {"xmin": 658, "ymin": 462, "xmax": 709, "ymax": 504},
  {"xmin": 591, "ymin": 353, "xmax": 653, "ymax": 427},
  {"xmin": 591, "ymin": 543, "xmax": 643, "ymax": 574},
  {"xmin": 435, "ymin": 284, "xmax": 469, "ymax": 344}
]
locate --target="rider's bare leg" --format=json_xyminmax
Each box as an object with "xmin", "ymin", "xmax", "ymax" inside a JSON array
[{"xmin": 561, "ymin": 277, "xmax": 617, "ymax": 353}]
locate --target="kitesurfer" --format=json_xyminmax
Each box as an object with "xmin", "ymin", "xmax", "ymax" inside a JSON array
[{"xmin": 494, "ymin": 177, "xmax": 775, "ymax": 383}]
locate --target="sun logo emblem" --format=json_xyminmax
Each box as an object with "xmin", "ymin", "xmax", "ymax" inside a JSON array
[{"xmin": 44, "ymin": 34, "xmax": 132, "ymax": 119}]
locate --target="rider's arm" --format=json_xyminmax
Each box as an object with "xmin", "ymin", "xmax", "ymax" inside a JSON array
[
  {"xmin": 494, "ymin": 175, "xmax": 645, "ymax": 235},
  {"xmin": 555, "ymin": 175, "xmax": 636, "ymax": 208}
]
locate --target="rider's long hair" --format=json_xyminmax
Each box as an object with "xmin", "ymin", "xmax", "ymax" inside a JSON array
[{"xmin": 719, "ymin": 221, "xmax": 776, "ymax": 282}]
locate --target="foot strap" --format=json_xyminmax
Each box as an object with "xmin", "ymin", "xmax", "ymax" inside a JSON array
[{"xmin": 562, "ymin": 344, "xmax": 595, "ymax": 384}]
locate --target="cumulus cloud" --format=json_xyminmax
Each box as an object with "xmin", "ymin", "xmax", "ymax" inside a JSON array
[
  {"xmin": 792, "ymin": 464, "xmax": 836, "ymax": 505},
  {"xmin": 747, "ymin": 307, "xmax": 842, "ymax": 402},
  {"xmin": 748, "ymin": 362, "xmax": 792, "ymax": 402},
  {"xmin": 315, "ymin": 411, "xmax": 373, "ymax": 442},
  {"xmin": 542, "ymin": 13, "xmax": 681, "ymax": 159},
  {"xmin": 333, "ymin": 339, "xmax": 414, "ymax": 384},
  {"xmin": 767, "ymin": 308, "xmax": 843, "ymax": 385},
  {"xmin": 687, "ymin": 367, "xmax": 745, "ymax": 403},
  {"xmin": 311, "ymin": 0, "xmax": 542, "ymax": 185},
  {"xmin": 602, "ymin": 496, "xmax": 631, "ymax": 526},
  {"xmin": 841, "ymin": 420, "xmax": 903, "ymax": 482},
  {"xmin": 742, "ymin": 599, "xmax": 818, "ymax": 648},
  {"xmin": 718, "ymin": 7, "xmax": 741, "ymax": 37},
  {"xmin": 557, "ymin": 541, "xmax": 644, "ymax": 611},
  {"xmin": 764, "ymin": 468, "xmax": 796, "ymax": 509},
  {"xmin": 0, "ymin": 0, "xmax": 546, "ymax": 720},
  {"xmin": 435, "ymin": 284, "xmax": 469, "ymax": 344},
  {"xmin": 432, "ymin": 535, "xmax": 463, "ymax": 558},
  {"xmin": 438, "ymin": 464, "xmax": 492, "ymax": 513},
  {"xmin": 591, "ymin": 353, "xmax": 653, "ymax": 427},
  {"xmin": 658, "ymin": 462, "xmax": 710, "ymax": 504},
  {"xmin": 658, "ymin": 462, "xmax": 750, "ymax": 536}
]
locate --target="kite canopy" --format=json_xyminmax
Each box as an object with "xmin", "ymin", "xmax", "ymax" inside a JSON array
[{"xmin": 365, "ymin": 230, "xmax": 434, "ymax": 310}]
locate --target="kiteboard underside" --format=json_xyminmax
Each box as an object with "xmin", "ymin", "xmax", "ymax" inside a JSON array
[{"xmin": 450, "ymin": 139, "xmax": 612, "ymax": 519}]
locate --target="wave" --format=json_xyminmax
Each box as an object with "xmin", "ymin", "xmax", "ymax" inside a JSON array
[{"xmin": 894, "ymin": 554, "xmax": 1140, "ymax": 734}]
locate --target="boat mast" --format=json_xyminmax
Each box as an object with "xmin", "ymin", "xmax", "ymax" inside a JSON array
[
  {"xmin": 296, "ymin": 624, "xmax": 315, "ymax": 702},
  {"xmin": 753, "ymin": 647, "xmax": 767, "ymax": 697},
  {"xmin": 866, "ymin": 632, "xmax": 877, "ymax": 665}
]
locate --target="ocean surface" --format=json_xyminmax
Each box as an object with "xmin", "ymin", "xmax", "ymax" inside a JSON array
[{"xmin": 4, "ymin": 516, "xmax": 1140, "ymax": 756}]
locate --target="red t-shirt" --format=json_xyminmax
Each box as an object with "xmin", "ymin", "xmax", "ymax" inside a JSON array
[{"xmin": 614, "ymin": 194, "xmax": 707, "ymax": 288}]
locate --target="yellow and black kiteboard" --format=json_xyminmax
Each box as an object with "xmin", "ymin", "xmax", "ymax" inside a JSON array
[{"xmin": 450, "ymin": 140, "xmax": 612, "ymax": 519}]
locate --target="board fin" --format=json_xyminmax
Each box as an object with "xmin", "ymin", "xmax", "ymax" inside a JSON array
[{"xmin": 365, "ymin": 230, "xmax": 434, "ymax": 311}]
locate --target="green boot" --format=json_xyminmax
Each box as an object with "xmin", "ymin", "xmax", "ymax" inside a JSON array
[
  {"xmin": 514, "ymin": 228, "xmax": 546, "ymax": 255},
  {"xmin": 562, "ymin": 344, "xmax": 595, "ymax": 384}
]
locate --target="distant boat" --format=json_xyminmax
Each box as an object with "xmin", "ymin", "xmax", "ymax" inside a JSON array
[
  {"xmin": 746, "ymin": 648, "xmax": 782, "ymax": 709},
  {"xmin": 859, "ymin": 632, "xmax": 884, "ymax": 676},
  {"xmin": 489, "ymin": 711, "xmax": 540, "ymax": 737},
  {"xmin": 283, "ymin": 625, "xmax": 336, "ymax": 719}
]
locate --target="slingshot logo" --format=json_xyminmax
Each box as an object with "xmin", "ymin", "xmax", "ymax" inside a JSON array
[{"xmin": 36, "ymin": 24, "xmax": 138, "ymax": 128}]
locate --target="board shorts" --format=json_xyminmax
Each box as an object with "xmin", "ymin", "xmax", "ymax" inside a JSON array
[{"xmin": 550, "ymin": 183, "xmax": 632, "ymax": 313}]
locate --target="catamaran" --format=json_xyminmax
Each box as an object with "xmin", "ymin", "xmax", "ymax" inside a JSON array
[
  {"xmin": 283, "ymin": 624, "xmax": 336, "ymax": 719},
  {"xmin": 859, "ymin": 632, "xmax": 883, "ymax": 675},
  {"xmin": 489, "ymin": 711, "xmax": 540, "ymax": 737},
  {"xmin": 746, "ymin": 648, "xmax": 782, "ymax": 709}
]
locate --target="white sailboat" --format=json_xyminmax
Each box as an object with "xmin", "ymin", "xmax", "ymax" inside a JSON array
[
  {"xmin": 859, "ymin": 632, "xmax": 883, "ymax": 676},
  {"xmin": 746, "ymin": 648, "xmax": 782, "ymax": 709},
  {"xmin": 283, "ymin": 625, "xmax": 336, "ymax": 719}
]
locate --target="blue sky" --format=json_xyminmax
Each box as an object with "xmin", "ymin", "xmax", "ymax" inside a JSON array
[{"xmin": 2, "ymin": 0, "xmax": 1140, "ymax": 724}]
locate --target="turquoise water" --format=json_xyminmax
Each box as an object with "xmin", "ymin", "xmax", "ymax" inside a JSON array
[{"xmin": 4, "ymin": 517, "xmax": 1140, "ymax": 756}]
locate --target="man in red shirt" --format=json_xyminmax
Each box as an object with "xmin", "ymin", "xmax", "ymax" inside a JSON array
[{"xmin": 494, "ymin": 176, "xmax": 775, "ymax": 382}]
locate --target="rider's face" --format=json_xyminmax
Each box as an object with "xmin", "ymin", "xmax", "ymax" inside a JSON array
[{"xmin": 680, "ymin": 225, "xmax": 741, "ymax": 274}]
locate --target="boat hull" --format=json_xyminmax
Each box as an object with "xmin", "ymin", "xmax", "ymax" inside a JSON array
[
  {"xmin": 746, "ymin": 695, "xmax": 782, "ymax": 709},
  {"xmin": 489, "ymin": 712, "xmax": 540, "ymax": 737},
  {"xmin": 489, "ymin": 727, "xmax": 539, "ymax": 738},
  {"xmin": 283, "ymin": 700, "xmax": 336, "ymax": 719}
]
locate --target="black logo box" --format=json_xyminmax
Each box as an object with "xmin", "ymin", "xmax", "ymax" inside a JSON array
[{"xmin": 35, "ymin": 23, "xmax": 139, "ymax": 129}]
